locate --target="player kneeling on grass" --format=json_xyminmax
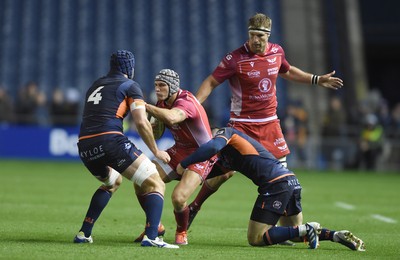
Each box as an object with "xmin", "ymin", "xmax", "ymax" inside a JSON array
[
  {"xmin": 176, "ymin": 127, "xmax": 365, "ymax": 251},
  {"xmin": 73, "ymin": 50, "xmax": 178, "ymax": 249}
]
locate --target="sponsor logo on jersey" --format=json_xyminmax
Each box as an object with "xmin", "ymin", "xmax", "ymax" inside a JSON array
[
  {"xmin": 267, "ymin": 67, "xmax": 279, "ymax": 75},
  {"xmin": 194, "ymin": 163, "xmax": 205, "ymax": 170},
  {"xmin": 247, "ymin": 69, "xmax": 261, "ymax": 78},
  {"xmin": 225, "ymin": 54, "xmax": 233, "ymax": 60},
  {"xmin": 218, "ymin": 61, "xmax": 226, "ymax": 69},
  {"xmin": 267, "ymin": 57, "xmax": 277, "ymax": 64},
  {"xmin": 117, "ymin": 159, "xmax": 126, "ymax": 167},
  {"xmin": 273, "ymin": 138, "xmax": 286, "ymax": 146},
  {"xmin": 277, "ymin": 144, "xmax": 288, "ymax": 151},
  {"xmin": 80, "ymin": 145, "xmax": 105, "ymax": 160},
  {"xmin": 249, "ymin": 93, "xmax": 275, "ymax": 101}
]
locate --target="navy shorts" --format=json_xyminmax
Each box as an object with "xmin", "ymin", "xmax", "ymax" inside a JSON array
[
  {"xmin": 77, "ymin": 134, "xmax": 142, "ymax": 179},
  {"xmin": 250, "ymin": 175, "xmax": 302, "ymax": 225}
]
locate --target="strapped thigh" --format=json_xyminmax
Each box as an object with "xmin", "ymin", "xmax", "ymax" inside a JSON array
[{"xmin": 131, "ymin": 157, "xmax": 158, "ymax": 186}]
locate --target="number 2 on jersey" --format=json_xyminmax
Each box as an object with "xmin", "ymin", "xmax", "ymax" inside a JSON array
[{"xmin": 87, "ymin": 86, "xmax": 104, "ymax": 104}]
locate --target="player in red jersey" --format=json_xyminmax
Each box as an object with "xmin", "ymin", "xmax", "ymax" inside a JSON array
[
  {"xmin": 74, "ymin": 50, "xmax": 178, "ymax": 248},
  {"xmin": 188, "ymin": 13, "xmax": 344, "ymax": 229},
  {"xmin": 134, "ymin": 69, "xmax": 214, "ymax": 245}
]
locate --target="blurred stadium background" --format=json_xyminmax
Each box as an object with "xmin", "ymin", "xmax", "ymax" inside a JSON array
[{"xmin": 0, "ymin": 0, "xmax": 399, "ymax": 171}]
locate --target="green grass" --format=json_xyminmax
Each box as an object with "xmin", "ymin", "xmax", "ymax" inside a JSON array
[{"xmin": 1, "ymin": 160, "xmax": 399, "ymax": 259}]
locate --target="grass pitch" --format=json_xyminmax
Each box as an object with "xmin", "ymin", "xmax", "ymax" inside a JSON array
[{"xmin": 0, "ymin": 160, "xmax": 399, "ymax": 259}]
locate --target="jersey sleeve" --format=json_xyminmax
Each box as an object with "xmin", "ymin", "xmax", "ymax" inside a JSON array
[
  {"xmin": 277, "ymin": 45, "xmax": 291, "ymax": 73},
  {"xmin": 211, "ymin": 53, "xmax": 237, "ymax": 83},
  {"xmin": 173, "ymin": 97, "xmax": 197, "ymax": 119},
  {"xmin": 125, "ymin": 81, "xmax": 145, "ymax": 109}
]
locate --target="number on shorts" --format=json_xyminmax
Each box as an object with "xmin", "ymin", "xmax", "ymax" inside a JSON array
[{"xmin": 87, "ymin": 86, "xmax": 104, "ymax": 105}]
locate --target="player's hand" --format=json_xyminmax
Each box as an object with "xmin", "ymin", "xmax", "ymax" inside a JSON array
[
  {"xmin": 176, "ymin": 163, "xmax": 185, "ymax": 175},
  {"xmin": 318, "ymin": 70, "xmax": 343, "ymax": 90},
  {"xmin": 155, "ymin": 150, "xmax": 170, "ymax": 164}
]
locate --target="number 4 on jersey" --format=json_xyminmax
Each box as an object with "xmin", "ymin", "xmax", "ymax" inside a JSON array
[{"xmin": 87, "ymin": 86, "xmax": 104, "ymax": 104}]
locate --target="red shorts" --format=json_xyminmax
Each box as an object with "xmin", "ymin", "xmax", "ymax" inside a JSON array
[
  {"xmin": 167, "ymin": 145, "xmax": 213, "ymax": 180},
  {"xmin": 228, "ymin": 119, "xmax": 290, "ymax": 158}
]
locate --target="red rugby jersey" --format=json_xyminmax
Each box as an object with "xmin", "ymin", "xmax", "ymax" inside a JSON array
[
  {"xmin": 157, "ymin": 89, "xmax": 212, "ymax": 149},
  {"xmin": 212, "ymin": 42, "xmax": 290, "ymax": 122}
]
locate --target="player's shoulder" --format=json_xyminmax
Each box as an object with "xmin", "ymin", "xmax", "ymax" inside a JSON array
[
  {"xmin": 266, "ymin": 42, "xmax": 285, "ymax": 54},
  {"xmin": 176, "ymin": 89, "xmax": 196, "ymax": 102}
]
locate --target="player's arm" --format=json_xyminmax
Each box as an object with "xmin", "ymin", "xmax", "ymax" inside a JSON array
[
  {"xmin": 177, "ymin": 137, "xmax": 227, "ymax": 175},
  {"xmin": 146, "ymin": 103, "xmax": 187, "ymax": 126},
  {"xmin": 131, "ymin": 100, "xmax": 170, "ymax": 163},
  {"xmin": 195, "ymin": 75, "xmax": 221, "ymax": 103},
  {"xmin": 280, "ymin": 66, "xmax": 343, "ymax": 90}
]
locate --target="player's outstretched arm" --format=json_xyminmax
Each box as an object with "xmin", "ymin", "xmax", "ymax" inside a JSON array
[
  {"xmin": 316, "ymin": 70, "xmax": 343, "ymax": 90},
  {"xmin": 280, "ymin": 66, "xmax": 343, "ymax": 90}
]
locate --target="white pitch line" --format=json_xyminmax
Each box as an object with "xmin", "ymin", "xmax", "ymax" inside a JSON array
[
  {"xmin": 335, "ymin": 201, "xmax": 355, "ymax": 210},
  {"xmin": 371, "ymin": 214, "xmax": 397, "ymax": 224}
]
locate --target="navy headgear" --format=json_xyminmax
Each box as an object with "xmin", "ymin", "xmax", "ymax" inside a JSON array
[{"xmin": 110, "ymin": 50, "xmax": 135, "ymax": 79}]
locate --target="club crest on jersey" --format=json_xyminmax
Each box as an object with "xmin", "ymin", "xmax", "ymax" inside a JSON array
[
  {"xmin": 250, "ymin": 61, "xmax": 255, "ymax": 67},
  {"xmin": 258, "ymin": 78, "xmax": 272, "ymax": 93},
  {"xmin": 271, "ymin": 47, "xmax": 279, "ymax": 53}
]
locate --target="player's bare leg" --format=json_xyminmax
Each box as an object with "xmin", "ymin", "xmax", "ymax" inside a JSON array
[
  {"xmin": 171, "ymin": 169, "xmax": 203, "ymax": 245},
  {"xmin": 188, "ymin": 171, "xmax": 234, "ymax": 228}
]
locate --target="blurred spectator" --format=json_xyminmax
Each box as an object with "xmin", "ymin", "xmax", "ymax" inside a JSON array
[
  {"xmin": 321, "ymin": 96, "xmax": 348, "ymax": 169},
  {"xmin": 322, "ymin": 96, "xmax": 347, "ymax": 137},
  {"xmin": 49, "ymin": 88, "xmax": 79, "ymax": 126},
  {"xmin": 377, "ymin": 99, "xmax": 392, "ymax": 130},
  {"xmin": 353, "ymin": 113, "xmax": 385, "ymax": 170},
  {"xmin": 49, "ymin": 87, "xmax": 79, "ymax": 126},
  {"xmin": 14, "ymin": 81, "xmax": 47, "ymax": 125},
  {"xmin": 0, "ymin": 85, "xmax": 15, "ymax": 124},
  {"xmin": 390, "ymin": 102, "xmax": 400, "ymax": 138},
  {"xmin": 282, "ymin": 100, "xmax": 308, "ymax": 168}
]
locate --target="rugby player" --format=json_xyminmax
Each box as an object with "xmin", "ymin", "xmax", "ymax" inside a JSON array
[
  {"xmin": 134, "ymin": 69, "xmax": 214, "ymax": 245},
  {"xmin": 188, "ymin": 13, "xmax": 344, "ymax": 230},
  {"xmin": 73, "ymin": 50, "xmax": 178, "ymax": 248},
  {"xmin": 177, "ymin": 127, "xmax": 365, "ymax": 251}
]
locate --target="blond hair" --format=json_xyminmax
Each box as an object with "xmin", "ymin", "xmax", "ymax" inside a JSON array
[{"xmin": 248, "ymin": 13, "xmax": 272, "ymax": 32}]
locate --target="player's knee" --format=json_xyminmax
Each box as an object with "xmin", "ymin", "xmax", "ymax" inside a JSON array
[
  {"xmin": 222, "ymin": 171, "xmax": 235, "ymax": 180},
  {"xmin": 247, "ymin": 234, "xmax": 264, "ymax": 247},
  {"xmin": 102, "ymin": 168, "xmax": 122, "ymax": 193},
  {"xmin": 131, "ymin": 157, "xmax": 160, "ymax": 188},
  {"xmin": 171, "ymin": 190, "xmax": 186, "ymax": 207}
]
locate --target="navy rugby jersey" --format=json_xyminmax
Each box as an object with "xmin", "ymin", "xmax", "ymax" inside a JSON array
[
  {"xmin": 181, "ymin": 127, "xmax": 294, "ymax": 186},
  {"xmin": 79, "ymin": 71, "xmax": 144, "ymax": 138}
]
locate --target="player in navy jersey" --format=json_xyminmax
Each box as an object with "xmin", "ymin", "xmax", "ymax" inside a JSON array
[
  {"xmin": 73, "ymin": 50, "xmax": 178, "ymax": 248},
  {"xmin": 176, "ymin": 127, "xmax": 365, "ymax": 251},
  {"xmin": 188, "ymin": 12, "xmax": 344, "ymax": 234}
]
